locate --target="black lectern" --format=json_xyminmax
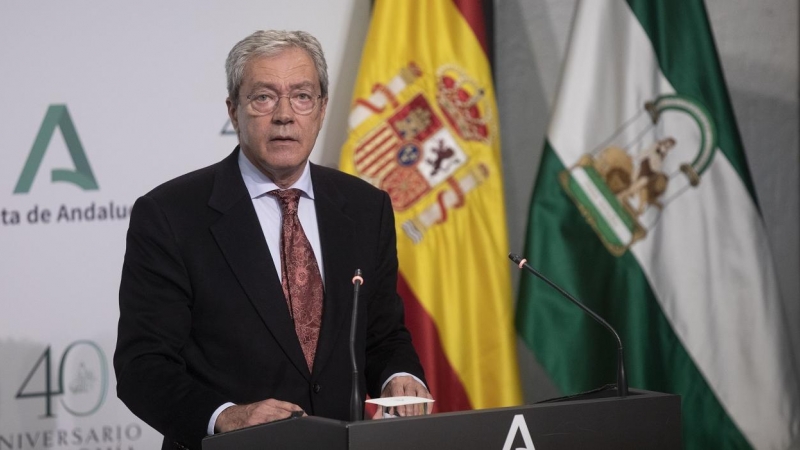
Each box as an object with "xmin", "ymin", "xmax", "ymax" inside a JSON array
[{"xmin": 203, "ymin": 389, "xmax": 680, "ymax": 450}]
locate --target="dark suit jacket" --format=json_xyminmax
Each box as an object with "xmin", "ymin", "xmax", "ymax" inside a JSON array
[{"xmin": 114, "ymin": 148, "xmax": 425, "ymax": 450}]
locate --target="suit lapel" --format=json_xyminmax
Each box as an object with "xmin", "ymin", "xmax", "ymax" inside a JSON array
[
  {"xmin": 208, "ymin": 148, "xmax": 311, "ymax": 380},
  {"xmin": 310, "ymin": 164, "xmax": 357, "ymax": 377}
]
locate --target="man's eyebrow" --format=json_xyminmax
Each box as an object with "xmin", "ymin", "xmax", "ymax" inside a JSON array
[
  {"xmin": 248, "ymin": 81, "xmax": 316, "ymax": 91},
  {"xmin": 289, "ymin": 81, "xmax": 316, "ymax": 90},
  {"xmin": 248, "ymin": 81, "xmax": 278, "ymax": 91}
]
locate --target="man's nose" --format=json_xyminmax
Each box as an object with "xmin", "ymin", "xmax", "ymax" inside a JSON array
[{"xmin": 271, "ymin": 96, "xmax": 294, "ymax": 123}]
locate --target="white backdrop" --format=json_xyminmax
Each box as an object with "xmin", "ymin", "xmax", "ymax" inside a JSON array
[{"xmin": 0, "ymin": 2, "xmax": 366, "ymax": 448}]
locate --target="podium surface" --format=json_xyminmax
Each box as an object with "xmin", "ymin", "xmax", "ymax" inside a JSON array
[{"xmin": 203, "ymin": 389, "xmax": 680, "ymax": 449}]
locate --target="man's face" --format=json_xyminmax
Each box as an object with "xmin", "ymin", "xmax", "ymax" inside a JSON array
[{"xmin": 227, "ymin": 47, "xmax": 327, "ymax": 186}]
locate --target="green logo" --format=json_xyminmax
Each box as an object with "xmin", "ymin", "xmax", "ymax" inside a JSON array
[{"xmin": 14, "ymin": 104, "xmax": 99, "ymax": 194}]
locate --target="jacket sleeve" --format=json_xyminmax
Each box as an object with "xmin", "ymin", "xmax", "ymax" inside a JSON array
[
  {"xmin": 363, "ymin": 191, "xmax": 427, "ymax": 396},
  {"xmin": 114, "ymin": 195, "xmax": 227, "ymax": 449}
]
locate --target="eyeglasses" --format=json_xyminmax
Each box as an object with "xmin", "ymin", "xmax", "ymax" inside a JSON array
[{"xmin": 245, "ymin": 90, "xmax": 322, "ymax": 116}]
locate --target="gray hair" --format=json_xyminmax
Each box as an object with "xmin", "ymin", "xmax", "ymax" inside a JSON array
[{"xmin": 225, "ymin": 30, "xmax": 329, "ymax": 105}]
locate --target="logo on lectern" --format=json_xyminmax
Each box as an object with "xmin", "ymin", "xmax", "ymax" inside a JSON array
[{"xmin": 502, "ymin": 414, "xmax": 536, "ymax": 450}]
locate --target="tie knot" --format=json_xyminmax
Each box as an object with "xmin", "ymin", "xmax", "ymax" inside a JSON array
[{"xmin": 269, "ymin": 188, "xmax": 302, "ymax": 215}]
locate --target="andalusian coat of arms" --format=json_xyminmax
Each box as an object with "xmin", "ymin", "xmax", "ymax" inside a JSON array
[{"xmin": 560, "ymin": 94, "xmax": 717, "ymax": 256}]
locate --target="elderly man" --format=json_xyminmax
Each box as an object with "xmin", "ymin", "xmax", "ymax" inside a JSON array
[{"xmin": 114, "ymin": 30, "xmax": 430, "ymax": 450}]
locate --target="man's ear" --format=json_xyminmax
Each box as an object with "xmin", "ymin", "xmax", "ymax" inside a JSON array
[
  {"xmin": 319, "ymin": 96, "xmax": 328, "ymax": 125},
  {"xmin": 226, "ymin": 97, "xmax": 239, "ymax": 132}
]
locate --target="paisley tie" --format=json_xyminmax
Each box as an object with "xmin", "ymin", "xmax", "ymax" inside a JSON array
[{"xmin": 269, "ymin": 188, "xmax": 323, "ymax": 371}]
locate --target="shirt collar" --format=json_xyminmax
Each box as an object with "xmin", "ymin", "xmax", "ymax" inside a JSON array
[{"xmin": 238, "ymin": 150, "xmax": 315, "ymax": 200}]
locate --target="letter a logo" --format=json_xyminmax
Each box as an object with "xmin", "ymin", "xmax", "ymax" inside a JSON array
[
  {"xmin": 501, "ymin": 414, "xmax": 536, "ymax": 450},
  {"xmin": 14, "ymin": 104, "xmax": 99, "ymax": 194}
]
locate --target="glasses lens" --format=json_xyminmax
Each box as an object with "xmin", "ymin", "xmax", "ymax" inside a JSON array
[
  {"xmin": 290, "ymin": 93, "xmax": 316, "ymax": 114},
  {"xmin": 248, "ymin": 94, "xmax": 276, "ymax": 114},
  {"xmin": 247, "ymin": 92, "xmax": 318, "ymax": 115}
]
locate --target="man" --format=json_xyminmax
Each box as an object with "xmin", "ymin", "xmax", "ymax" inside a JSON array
[{"xmin": 114, "ymin": 30, "xmax": 430, "ymax": 450}]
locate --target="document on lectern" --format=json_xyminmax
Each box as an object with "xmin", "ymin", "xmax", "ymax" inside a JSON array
[{"xmin": 366, "ymin": 396, "xmax": 435, "ymax": 418}]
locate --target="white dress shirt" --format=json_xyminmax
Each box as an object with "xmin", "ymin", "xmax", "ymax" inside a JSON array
[{"xmin": 238, "ymin": 151, "xmax": 325, "ymax": 283}]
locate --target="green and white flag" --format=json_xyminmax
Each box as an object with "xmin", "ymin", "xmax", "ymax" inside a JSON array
[{"xmin": 516, "ymin": 1, "xmax": 799, "ymax": 449}]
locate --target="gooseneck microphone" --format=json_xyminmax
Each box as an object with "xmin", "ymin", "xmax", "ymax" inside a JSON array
[
  {"xmin": 509, "ymin": 253, "xmax": 628, "ymax": 398},
  {"xmin": 349, "ymin": 269, "xmax": 365, "ymax": 421}
]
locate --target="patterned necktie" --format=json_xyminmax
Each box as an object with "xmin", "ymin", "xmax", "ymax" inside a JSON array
[{"xmin": 269, "ymin": 188, "xmax": 323, "ymax": 371}]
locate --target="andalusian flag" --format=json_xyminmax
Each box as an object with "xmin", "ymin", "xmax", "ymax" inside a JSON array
[
  {"xmin": 516, "ymin": 1, "xmax": 799, "ymax": 448},
  {"xmin": 341, "ymin": 0, "xmax": 522, "ymax": 411}
]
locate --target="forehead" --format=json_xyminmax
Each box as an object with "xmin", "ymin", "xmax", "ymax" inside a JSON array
[{"xmin": 242, "ymin": 47, "xmax": 319, "ymax": 90}]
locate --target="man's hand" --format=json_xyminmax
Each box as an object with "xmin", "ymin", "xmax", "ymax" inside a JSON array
[
  {"xmin": 215, "ymin": 399, "xmax": 306, "ymax": 433},
  {"xmin": 371, "ymin": 375, "xmax": 433, "ymax": 419}
]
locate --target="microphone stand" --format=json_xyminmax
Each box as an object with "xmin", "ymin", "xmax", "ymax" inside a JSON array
[
  {"xmin": 349, "ymin": 269, "xmax": 364, "ymax": 421},
  {"xmin": 509, "ymin": 253, "xmax": 628, "ymax": 398}
]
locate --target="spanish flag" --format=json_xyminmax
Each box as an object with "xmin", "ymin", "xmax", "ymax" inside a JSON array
[{"xmin": 340, "ymin": 0, "xmax": 522, "ymax": 411}]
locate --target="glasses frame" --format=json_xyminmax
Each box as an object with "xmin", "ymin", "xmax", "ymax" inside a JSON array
[{"xmin": 244, "ymin": 91, "xmax": 323, "ymax": 116}]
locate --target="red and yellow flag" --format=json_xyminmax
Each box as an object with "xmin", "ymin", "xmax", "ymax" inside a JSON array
[{"xmin": 340, "ymin": 0, "xmax": 521, "ymax": 411}]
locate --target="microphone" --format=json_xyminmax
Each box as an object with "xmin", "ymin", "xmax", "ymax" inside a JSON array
[
  {"xmin": 509, "ymin": 253, "xmax": 628, "ymax": 398},
  {"xmin": 349, "ymin": 269, "xmax": 364, "ymax": 421}
]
